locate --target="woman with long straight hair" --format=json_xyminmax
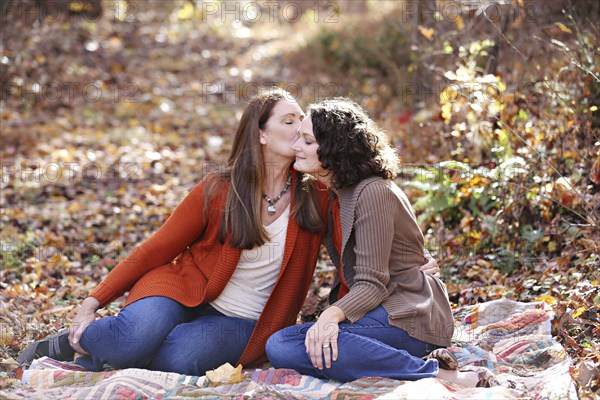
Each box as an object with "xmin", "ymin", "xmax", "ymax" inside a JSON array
[
  {"xmin": 19, "ymin": 90, "xmax": 439, "ymax": 376},
  {"xmin": 19, "ymin": 88, "xmax": 328, "ymax": 375}
]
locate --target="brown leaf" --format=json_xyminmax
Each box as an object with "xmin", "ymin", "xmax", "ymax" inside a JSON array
[
  {"xmin": 572, "ymin": 360, "xmax": 599, "ymax": 387},
  {"xmin": 0, "ymin": 326, "xmax": 15, "ymax": 346},
  {"xmin": 591, "ymin": 156, "xmax": 600, "ymax": 185},
  {"xmin": 0, "ymin": 357, "xmax": 19, "ymax": 372}
]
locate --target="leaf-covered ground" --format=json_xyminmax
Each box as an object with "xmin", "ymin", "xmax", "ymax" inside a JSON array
[{"xmin": 1, "ymin": 1, "xmax": 598, "ymax": 397}]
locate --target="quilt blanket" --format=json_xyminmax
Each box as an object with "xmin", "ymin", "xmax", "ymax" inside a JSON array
[{"xmin": 1, "ymin": 298, "xmax": 578, "ymax": 399}]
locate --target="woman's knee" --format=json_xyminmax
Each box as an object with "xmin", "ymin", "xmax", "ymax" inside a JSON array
[
  {"xmin": 150, "ymin": 316, "xmax": 255, "ymax": 374},
  {"xmin": 79, "ymin": 298, "xmax": 189, "ymax": 368},
  {"xmin": 82, "ymin": 313, "xmax": 152, "ymax": 350},
  {"xmin": 265, "ymin": 330, "xmax": 284, "ymax": 363},
  {"xmin": 266, "ymin": 327, "xmax": 305, "ymax": 367}
]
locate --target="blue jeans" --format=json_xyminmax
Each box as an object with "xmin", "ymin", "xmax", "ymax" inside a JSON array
[
  {"xmin": 266, "ymin": 306, "xmax": 440, "ymax": 383},
  {"xmin": 76, "ymin": 296, "xmax": 256, "ymax": 375}
]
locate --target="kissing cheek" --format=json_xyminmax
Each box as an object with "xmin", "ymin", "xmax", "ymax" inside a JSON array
[{"xmin": 292, "ymin": 116, "xmax": 324, "ymax": 175}]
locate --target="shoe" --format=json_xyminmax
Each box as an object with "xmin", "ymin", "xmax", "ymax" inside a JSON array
[
  {"xmin": 461, "ymin": 365, "xmax": 501, "ymax": 387},
  {"xmin": 17, "ymin": 328, "xmax": 74, "ymax": 365},
  {"xmin": 428, "ymin": 348, "xmax": 459, "ymax": 370}
]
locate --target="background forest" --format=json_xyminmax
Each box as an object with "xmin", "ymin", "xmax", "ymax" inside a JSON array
[{"xmin": 1, "ymin": 0, "xmax": 598, "ymax": 397}]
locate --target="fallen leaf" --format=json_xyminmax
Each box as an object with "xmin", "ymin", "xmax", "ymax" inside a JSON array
[
  {"xmin": 455, "ymin": 15, "xmax": 465, "ymax": 31},
  {"xmin": 573, "ymin": 306, "xmax": 586, "ymax": 319},
  {"xmin": 0, "ymin": 326, "xmax": 15, "ymax": 346},
  {"xmin": 0, "ymin": 357, "xmax": 19, "ymax": 372},
  {"xmin": 205, "ymin": 363, "xmax": 243, "ymax": 386},
  {"xmin": 418, "ymin": 25, "xmax": 435, "ymax": 40},
  {"xmin": 535, "ymin": 294, "xmax": 558, "ymax": 306},
  {"xmin": 573, "ymin": 360, "xmax": 599, "ymax": 387},
  {"xmin": 555, "ymin": 22, "xmax": 572, "ymax": 34}
]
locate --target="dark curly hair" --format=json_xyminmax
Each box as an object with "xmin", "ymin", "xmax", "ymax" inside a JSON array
[{"xmin": 308, "ymin": 98, "xmax": 399, "ymax": 189}]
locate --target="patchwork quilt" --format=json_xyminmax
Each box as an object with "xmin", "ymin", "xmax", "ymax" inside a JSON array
[{"xmin": 2, "ymin": 298, "xmax": 577, "ymax": 399}]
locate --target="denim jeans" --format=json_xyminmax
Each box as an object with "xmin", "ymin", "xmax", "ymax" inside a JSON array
[
  {"xmin": 266, "ymin": 305, "xmax": 440, "ymax": 383},
  {"xmin": 76, "ymin": 296, "xmax": 256, "ymax": 375}
]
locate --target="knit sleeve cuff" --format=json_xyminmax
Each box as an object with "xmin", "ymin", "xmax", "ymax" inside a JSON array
[
  {"xmin": 331, "ymin": 286, "xmax": 376, "ymax": 323},
  {"xmin": 89, "ymin": 282, "xmax": 117, "ymax": 308}
]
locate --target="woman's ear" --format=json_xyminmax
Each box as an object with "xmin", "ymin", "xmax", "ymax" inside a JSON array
[{"xmin": 259, "ymin": 129, "xmax": 268, "ymax": 145}]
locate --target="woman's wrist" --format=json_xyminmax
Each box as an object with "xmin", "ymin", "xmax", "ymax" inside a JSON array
[
  {"xmin": 321, "ymin": 305, "xmax": 346, "ymax": 323},
  {"xmin": 81, "ymin": 296, "xmax": 101, "ymax": 312}
]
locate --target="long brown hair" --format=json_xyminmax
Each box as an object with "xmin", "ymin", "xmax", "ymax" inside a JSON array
[{"xmin": 214, "ymin": 88, "xmax": 324, "ymax": 249}]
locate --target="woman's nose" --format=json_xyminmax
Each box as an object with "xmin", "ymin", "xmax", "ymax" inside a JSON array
[{"xmin": 291, "ymin": 137, "xmax": 301, "ymax": 151}]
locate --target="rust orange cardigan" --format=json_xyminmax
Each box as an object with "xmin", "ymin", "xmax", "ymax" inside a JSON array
[{"xmin": 89, "ymin": 171, "xmax": 329, "ymax": 367}]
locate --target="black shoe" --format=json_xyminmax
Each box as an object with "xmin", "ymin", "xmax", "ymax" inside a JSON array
[{"xmin": 17, "ymin": 329, "xmax": 74, "ymax": 365}]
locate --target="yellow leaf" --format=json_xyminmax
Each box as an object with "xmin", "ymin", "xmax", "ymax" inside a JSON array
[
  {"xmin": 573, "ymin": 306, "xmax": 586, "ymax": 319},
  {"xmin": 467, "ymin": 231, "xmax": 481, "ymax": 246},
  {"xmin": 418, "ymin": 25, "xmax": 435, "ymax": 40},
  {"xmin": 67, "ymin": 202, "xmax": 83, "ymax": 213},
  {"xmin": 49, "ymin": 254, "xmax": 63, "ymax": 264},
  {"xmin": 455, "ymin": 15, "xmax": 465, "ymax": 31},
  {"xmin": 69, "ymin": 2, "xmax": 84, "ymax": 12},
  {"xmin": 440, "ymin": 86, "xmax": 460, "ymax": 105},
  {"xmin": 441, "ymin": 102, "xmax": 453, "ymax": 125},
  {"xmin": 178, "ymin": 2, "xmax": 195, "ymax": 20},
  {"xmin": 562, "ymin": 151, "xmax": 579, "ymax": 161},
  {"xmin": 112, "ymin": 0, "xmax": 131, "ymax": 21},
  {"xmin": 535, "ymin": 295, "xmax": 557, "ymax": 306},
  {"xmin": 205, "ymin": 363, "xmax": 243, "ymax": 386},
  {"xmin": 555, "ymin": 22, "xmax": 572, "ymax": 34}
]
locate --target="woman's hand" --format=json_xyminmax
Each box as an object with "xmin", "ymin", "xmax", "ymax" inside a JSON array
[
  {"xmin": 305, "ymin": 305, "xmax": 345, "ymax": 369},
  {"xmin": 420, "ymin": 253, "xmax": 440, "ymax": 277},
  {"xmin": 68, "ymin": 297, "xmax": 100, "ymax": 354}
]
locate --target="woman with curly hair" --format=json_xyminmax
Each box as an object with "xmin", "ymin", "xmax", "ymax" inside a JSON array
[{"xmin": 266, "ymin": 98, "xmax": 499, "ymax": 388}]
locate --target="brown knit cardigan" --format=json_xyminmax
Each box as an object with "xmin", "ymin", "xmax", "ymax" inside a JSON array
[{"xmin": 324, "ymin": 177, "xmax": 454, "ymax": 347}]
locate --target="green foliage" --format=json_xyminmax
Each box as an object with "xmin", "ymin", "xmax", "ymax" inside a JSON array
[
  {"xmin": 403, "ymin": 157, "xmax": 534, "ymax": 274},
  {"xmin": 1, "ymin": 240, "xmax": 36, "ymax": 271},
  {"xmin": 404, "ymin": 17, "xmax": 599, "ymax": 279}
]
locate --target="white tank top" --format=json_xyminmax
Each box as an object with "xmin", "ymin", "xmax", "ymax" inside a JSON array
[{"xmin": 210, "ymin": 205, "xmax": 289, "ymax": 320}]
